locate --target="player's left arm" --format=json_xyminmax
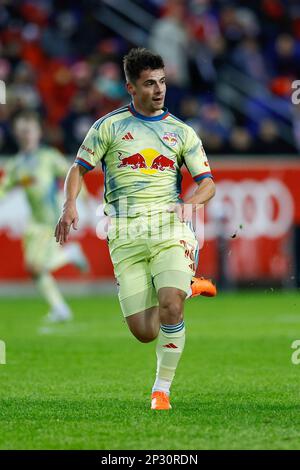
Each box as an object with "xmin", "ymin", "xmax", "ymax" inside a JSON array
[
  {"xmin": 185, "ymin": 176, "xmax": 215, "ymax": 205},
  {"xmin": 175, "ymin": 127, "xmax": 216, "ymax": 221},
  {"xmin": 173, "ymin": 177, "xmax": 215, "ymax": 222}
]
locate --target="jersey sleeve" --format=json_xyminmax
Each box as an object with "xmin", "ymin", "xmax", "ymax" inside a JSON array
[
  {"xmin": 182, "ymin": 127, "xmax": 213, "ymax": 183},
  {"xmin": 75, "ymin": 120, "xmax": 110, "ymax": 171}
]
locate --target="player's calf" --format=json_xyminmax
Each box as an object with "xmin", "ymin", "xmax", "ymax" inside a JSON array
[{"xmin": 150, "ymin": 287, "xmax": 186, "ymax": 408}]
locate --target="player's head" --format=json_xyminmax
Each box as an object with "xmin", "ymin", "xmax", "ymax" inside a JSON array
[
  {"xmin": 123, "ymin": 48, "xmax": 166, "ymax": 116},
  {"xmin": 13, "ymin": 110, "xmax": 42, "ymax": 152}
]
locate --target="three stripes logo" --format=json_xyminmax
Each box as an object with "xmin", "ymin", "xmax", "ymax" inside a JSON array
[
  {"xmin": 163, "ymin": 343, "xmax": 178, "ymax": 349},
  {"xmin": 122, "ymin": 132, "xmax": 134, "ymax": 140}
]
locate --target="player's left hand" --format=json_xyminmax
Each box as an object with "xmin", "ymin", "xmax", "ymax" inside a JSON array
[{"xmin": 167, "ymin": 202, "xmax": 193, "ymax": 222}]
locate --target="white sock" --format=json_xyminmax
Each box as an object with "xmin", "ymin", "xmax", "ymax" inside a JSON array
[
  {"xmin": 152, "ymin": 377, "xmax": 172, "ymax": 395},
  {"xmin": 152, "ymin": 321, "xmax": 186, "ymax": 395}
]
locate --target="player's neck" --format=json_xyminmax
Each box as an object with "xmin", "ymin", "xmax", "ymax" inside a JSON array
[
  {"xmin": 132, "ymin": 101, "xmax": 164, "ymax": 117},
  {"xmin": 20, "ymin": 144, "xmax": 40, "ymax": 154}
]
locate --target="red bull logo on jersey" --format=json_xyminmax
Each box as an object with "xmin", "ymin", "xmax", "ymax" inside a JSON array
[
  {"xmin": 118, "ymin": 152, "xmax": 147, "ymax": 169},
  {"xmin": 150, "ymin": 155, "xmax": 175, "ymax": 171},
  {"xmin": 118, "ymin": 148, "xmax": 176, "ymax": 175},
  {"xmin": 162, "ymin": 132, "xmax": 178, "ymax": 147}
]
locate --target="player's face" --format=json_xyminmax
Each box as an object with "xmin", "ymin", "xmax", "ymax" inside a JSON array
[
  {"xmin": 14, "ymin": 119, "xmax": 41, "ymax": 152},
  {"xmin": 127, "ymin": 68, "xmax": 166, "ymax": 116}
]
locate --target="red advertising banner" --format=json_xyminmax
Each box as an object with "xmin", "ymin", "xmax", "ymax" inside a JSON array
[{"xmin": 0, "ymin": 158, "xmax": 299, "ymax": 283}]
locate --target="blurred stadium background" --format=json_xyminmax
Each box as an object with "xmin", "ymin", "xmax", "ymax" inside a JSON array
[
  {"xmin": 0, "ymin": 0, "xmax": 300, "ymax": 294},
  {"xmin": 1, "ymin": 0, "xmax": 300, "ymax": 451}
]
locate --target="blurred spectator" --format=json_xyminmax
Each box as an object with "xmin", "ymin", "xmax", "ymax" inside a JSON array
[
  {"xmin": 228, "ymin": 127, "xmax": 254, "ymax": 154},
  {"xmin": 273, "ymin": 34, "xmax": 300, "ymax": 78},
  {"xmin": 7, "ymin": 62, "xmax": 41, "ymax": 114},
  {"xmin": 0, "ymin": 0, "xmax": 299, "ymax": 156},
  {"xmin": 148, "ymin": 0, "xmax": 190, "ymax": 87},
  {"xmin": 255, "ymin": 118, "xmax": 297, "ymax": 154},
  {"xmin": 231, "ymin": 38, "xmax": 269, "ymax": 83},
  {"xmin": 95, "ymin": 62, "xmax": 127, "ymax": 102},
  {"xmin": 61, "ymin": 93, "xmax": 95, "ymax": 155},
  {"xmin": 201, "ymin": 129, "xmax": 226, "ymax": 155}
]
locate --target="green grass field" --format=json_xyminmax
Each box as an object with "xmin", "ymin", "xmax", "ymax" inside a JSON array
[{"xmin": 0, "ymin": 291, "xmax": 300, "ymax": 450}]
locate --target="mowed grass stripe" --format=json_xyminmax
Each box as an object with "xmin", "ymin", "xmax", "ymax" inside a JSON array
[{"xmin": 0, "ymin": 292, "xmax": 299, "ymax": 449}]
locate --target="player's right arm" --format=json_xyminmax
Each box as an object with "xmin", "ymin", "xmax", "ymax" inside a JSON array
[
  {"xmin": 55, "ymin": 163, "xmax": 88, "ymax": 245},
  {"xmin": 55, "ymin": 118, "xmax": 110, "ymax": 245}
]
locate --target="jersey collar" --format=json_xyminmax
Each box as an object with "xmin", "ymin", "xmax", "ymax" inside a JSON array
[{"xmin": 128, "ymin": 102, "xmax": 169, "ymax": 121}]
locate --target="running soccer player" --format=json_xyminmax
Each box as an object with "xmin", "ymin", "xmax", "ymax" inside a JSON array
[
  {"xmin": 55, "ymin": 48, "xmax": 216, "ymax": 409},
  {"xmin": 0, "ymin": 111, "xmax": 89, "ymax": 322}
]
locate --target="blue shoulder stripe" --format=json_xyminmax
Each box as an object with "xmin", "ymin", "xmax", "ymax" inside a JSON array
[
  {"xmin": 93, "ymin": 106, "xmax": 129, "ymax": 130},
  {"xmin": 75, "ymin": 158, "xmax": 94, "ymax": 171},
  {"xmin": 194, "ymin": 172, "xmax": 213, "ymax": 182}
]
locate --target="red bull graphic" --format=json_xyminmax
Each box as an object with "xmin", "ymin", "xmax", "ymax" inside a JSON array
[
  {"xmin": 150, "ymin": 155, "xmax": 175, "ymax": 171},
  {"xmin": 162, "ymin": 132, "xmax": 178, "ymax": 147},
  {"xmin": 118, "ymin": 148, "xmax": 176, "ymax": 174},
  {"xmin": 118, "ymin": 153, "xmax": 147, "ymax": 169}
]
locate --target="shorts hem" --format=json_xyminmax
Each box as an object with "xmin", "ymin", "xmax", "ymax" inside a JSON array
[{"xmin": 153, "ymin": 270, "xmax": 192, "ymax": 295}]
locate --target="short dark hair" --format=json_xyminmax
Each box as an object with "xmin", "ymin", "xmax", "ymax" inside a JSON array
[
  {"xmin": 13, "ymin": 110, "xmax": 41, "ymax": 126},
  {"xmin": 123, "ymin": 48, "xmax": 165, "ymax": 83}
]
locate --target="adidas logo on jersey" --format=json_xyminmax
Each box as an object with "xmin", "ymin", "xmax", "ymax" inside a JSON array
[{"xmin": 122, "ymin": 132, "xmax": 134, "ymax": 140}]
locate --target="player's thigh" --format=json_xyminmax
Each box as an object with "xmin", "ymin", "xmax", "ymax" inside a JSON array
[
  {"xmin": 108, "ymin": 227, "xmax": 158, "ymax": 318},
  {"xmin": 150, "ymin": 220, "xmax": 199, "ymax": 296},
  {"xmin": 115, "ymin": 263, "xmax": 159, "ymax": 318}
]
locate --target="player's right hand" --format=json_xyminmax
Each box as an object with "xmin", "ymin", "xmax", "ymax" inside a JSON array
[{"xmin": 55, "ymin": 200, "xmax": 79, "ymax": 245}]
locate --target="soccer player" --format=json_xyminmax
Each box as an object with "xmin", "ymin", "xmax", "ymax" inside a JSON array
[
  {"xmin": 55, "ymin": 48, "xmax": 216, "ymax": 409},
  {"xmin": 0, "ymin": 111, "xmax": 89, "ymax": 322}
]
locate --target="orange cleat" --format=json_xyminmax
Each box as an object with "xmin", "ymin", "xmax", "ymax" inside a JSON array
[
  {"xmin": 191, "ymin": 277, "xmax": 217, "ymax": 298},
  {"xmin": 151, "ymin": 391, "xmax": 172, "ymax": 410}
]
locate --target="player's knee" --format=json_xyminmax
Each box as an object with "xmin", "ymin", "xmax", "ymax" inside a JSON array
[
  {"xmin": 159, "ymin": 297, "xmax": 183, "ymax": 324},
  {"xmin": 26, "ymin": 263, "xmax": 41, "ymax": 278}
]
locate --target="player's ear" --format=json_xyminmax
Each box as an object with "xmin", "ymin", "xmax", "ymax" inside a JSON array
[{"xmin": 126, "ymin": 82, "xmax": 136, "ymax": 96}]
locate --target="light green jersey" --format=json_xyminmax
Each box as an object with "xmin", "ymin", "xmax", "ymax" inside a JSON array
[
  {"xmin": 0, "ymin": 146, "xmax": 69, "ymax": 226},
  {"xmin": 75, "ymin": 103, "xmax": 212, "ymax": 217}
]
